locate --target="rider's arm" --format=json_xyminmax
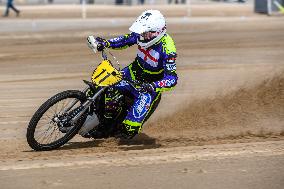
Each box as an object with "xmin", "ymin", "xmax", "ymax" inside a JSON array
[
  {"xmin": 105, "ymin": 33, "xmax": 138, "ymax": 50},
  {"xmin": 152, "ymin": 52, "xmax": 178, "ymax": 92},
  {"xmin": 152, "ymin": 35, "xmax": 178, "ymax": 92}
]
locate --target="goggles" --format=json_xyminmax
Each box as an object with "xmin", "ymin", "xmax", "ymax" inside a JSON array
[{"xmin": 141, "ymin": 31, "xmax": 159, "ymax": 40}]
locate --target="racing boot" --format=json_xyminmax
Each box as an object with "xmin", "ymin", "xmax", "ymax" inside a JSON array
[
  {"xmin": 114, "ymin": 123, "xmax": 138, "ymax": 139},
  {"xmin": 88, "ymin": 124, "xmax": 109, "ymax": 139}
]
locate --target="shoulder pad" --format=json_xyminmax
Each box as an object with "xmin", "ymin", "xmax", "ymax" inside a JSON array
[{"xmin": 161, "ymin": 34, "xmax": 177, "ymax": 55}]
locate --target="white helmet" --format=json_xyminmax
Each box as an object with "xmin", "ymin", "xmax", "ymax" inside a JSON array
[{"xmin": 129, "ymin": 10, "xmax": 166, "ymax": 49}]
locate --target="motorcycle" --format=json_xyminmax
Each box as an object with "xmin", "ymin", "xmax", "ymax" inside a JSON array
[{"xmin": 26, "ymin": 42, "xmax": 159, "ymax": 151}]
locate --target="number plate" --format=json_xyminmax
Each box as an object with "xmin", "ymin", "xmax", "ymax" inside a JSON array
[{"xmin": 91, "ymin": 60, "xmax": 122, "ymax": 86}]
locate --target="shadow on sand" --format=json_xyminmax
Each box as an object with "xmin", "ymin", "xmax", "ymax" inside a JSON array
[{"xmin": 59, "ymin": 133, "xmax": 161, "ymax": 151}]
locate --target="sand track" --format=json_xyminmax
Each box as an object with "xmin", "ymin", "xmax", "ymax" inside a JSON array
[
  {"xmin": 0, "ymin": 4, "xmax": 283, "ymax": 188},
  {"xmin": 0, "ymin": 19, "xmax": 283, "ymax": 161},
  {"xmin": 0, "ymin": 7, "xmax": 283, "ymax": 183}
]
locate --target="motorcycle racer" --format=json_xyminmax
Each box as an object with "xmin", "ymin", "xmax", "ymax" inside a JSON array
[{"xmin": 87, "ymin": 10, "xmax": 178, "ymax": 139}]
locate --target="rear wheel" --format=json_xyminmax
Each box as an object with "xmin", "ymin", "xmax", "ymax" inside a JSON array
[{"xmin": 26, "ymin": 90, "xmax": 87, "ymax": 151}]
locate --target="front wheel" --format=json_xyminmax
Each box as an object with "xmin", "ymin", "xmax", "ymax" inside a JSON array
[{"xmin": 26, "ymin": 90, "xmax": 87, "ymax": 151}]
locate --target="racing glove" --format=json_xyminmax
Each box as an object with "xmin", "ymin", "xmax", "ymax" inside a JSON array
[
  {"xmin": 95, "ymin": 37, "xmax": 108, "ymax": 51},
  {"xmin": 140, "ymin": 83, "xmax": 155, "ymax": 93}
]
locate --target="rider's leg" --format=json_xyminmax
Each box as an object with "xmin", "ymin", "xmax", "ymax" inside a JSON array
[
  {"xmin": 121, "ymin": 91, "xmax": 161, "ymax": 138},
  {"xmin": 115, "ymin": 63, "xmax": 163, "ymax": 138}
]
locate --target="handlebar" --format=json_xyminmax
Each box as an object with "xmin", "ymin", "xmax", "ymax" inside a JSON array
[
  {"xmin": 87, "ymin": 36, "xmax": 149, "ymax": 93},
  {"xmin": 88, "ymin": 36, "xmax": 121, "ymax": 70}
]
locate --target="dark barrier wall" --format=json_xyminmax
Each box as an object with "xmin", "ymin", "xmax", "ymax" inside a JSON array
[
  {"xmin": 255, "ymin": 0, "xmax": 284, "ymax": 14},
  {"xmin": 116, "ymin": 0, "xmax": 123, "ymax": 4},
  {"xmin": 254, "ymin": 0, "xmax": 268, "ymax": 13}
]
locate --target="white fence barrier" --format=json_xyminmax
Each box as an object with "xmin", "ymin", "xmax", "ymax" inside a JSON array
[{"xmin": 5, "ymin": 0, "xmax": 189, "ymax": 5}]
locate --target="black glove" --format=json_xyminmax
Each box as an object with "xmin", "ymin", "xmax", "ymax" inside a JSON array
[
  {"xmin": 95, "ymin": 37, "xmax": 107, "ymax": 51},
  {"xmin": 140, "ymin": 83, "xmax": 155, "ymax": 93}
]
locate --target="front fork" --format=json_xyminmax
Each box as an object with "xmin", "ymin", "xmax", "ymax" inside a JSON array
[{"xmin": 70, "ymin": 86, "xmax": 107, "ymax": 125}]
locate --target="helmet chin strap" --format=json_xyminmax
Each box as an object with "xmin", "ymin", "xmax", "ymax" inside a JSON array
[{"xmin": 138, "ymin": 29, "xmax": 167, "ymax": 49}]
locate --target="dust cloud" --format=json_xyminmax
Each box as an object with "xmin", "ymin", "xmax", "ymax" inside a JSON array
[{"xmin": 144, "ymin": 71, "xmax": 284, "ymax": 145}]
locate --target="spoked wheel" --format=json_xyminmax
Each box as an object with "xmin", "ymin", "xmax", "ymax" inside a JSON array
[{"xmin": 26, "ymin": 90, "xmax": 87, "ymax": 151}]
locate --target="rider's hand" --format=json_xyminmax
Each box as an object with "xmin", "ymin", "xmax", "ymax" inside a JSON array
[
  {"xmin": 95, "ymin": 37, "xmax": 107, "ymax": 52},
  {"xmin": 141, "ymin": 83, "xmax": 155, "ymax": 93}
]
